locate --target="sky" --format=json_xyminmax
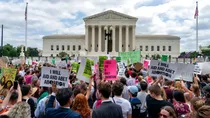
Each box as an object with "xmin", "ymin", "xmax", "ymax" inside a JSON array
[{"xmin": 0, "ymin": 0, "xmax": 210, "ymax": 52}]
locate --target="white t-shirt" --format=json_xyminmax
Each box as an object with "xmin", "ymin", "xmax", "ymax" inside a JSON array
[{"xmin": 113, "ymin": 96, "xmax": 132, "ymax": 118}]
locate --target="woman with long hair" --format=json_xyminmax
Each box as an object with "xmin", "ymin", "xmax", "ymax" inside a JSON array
[
  {"xmin": 7, "ymin": 102, "xmax": 31, "ymax": 118},
  {"xmin": 173, "ymin": 90, "xmax": 190, "ymax": 117},
  {"xmin": 159, "ymin": 106, "xmax": 177, "ymax": 118},
  {"xmin": 72, "ymin": 93, "xmax": 91, "ymax": 118}
]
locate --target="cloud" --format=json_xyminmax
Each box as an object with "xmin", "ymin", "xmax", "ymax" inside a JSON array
[{"xmin": 0, "ymin": 0, "xmax": 210, "ymax": 53}]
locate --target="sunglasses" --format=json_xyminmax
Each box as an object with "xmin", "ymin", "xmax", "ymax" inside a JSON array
[{"xmin": 159, "ymin": 113, "xmax": 168, "ymax": 118}]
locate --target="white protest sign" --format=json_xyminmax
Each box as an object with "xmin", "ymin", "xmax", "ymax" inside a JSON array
[
  {"xmin": 76, "ymin": 57, "xmax": 90, "ymax": 83},
  {"xmin": 40, "ymin": 67, "xmax": 69, "ymax": 88},
  {"xmin": 194, "ymin": 64, "xmax": 202, "ymax": 74},
  {"xmin": 174, "ymin": 63, "xmax": 194, "ymax": 82},
  {"xmin": 56, "ymin": 61, "xmax": 67, "ymax": 68},
  {"xmin": 149, "ymin": 60, "xmax": 177, "ymax": 80},
  {"xmin": 200, "ymin": 62, "xmax": 210, "ymax": 74},
  {"xmin": 118, "ymin": 62, "xmax": 126, "ymax": 77}
]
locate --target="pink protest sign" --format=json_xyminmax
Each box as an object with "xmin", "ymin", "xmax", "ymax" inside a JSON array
[
  {"xmin": 143, "ymin": 60, "xmax": 150, "ymax": 69},
  {"xmin": 104, "ymin": 60, "xmax": 117, "ymax": 80}
]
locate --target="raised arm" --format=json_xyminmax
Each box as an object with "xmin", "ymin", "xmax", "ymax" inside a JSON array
[{"xmin": 85, "ymin": 76, "xmax": 93, "ymax": 100}]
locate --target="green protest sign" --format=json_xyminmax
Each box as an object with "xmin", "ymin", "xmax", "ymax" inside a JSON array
[
  {"xmin": 161, "ymin": 55, "xmax": 168, "ymax": 62},
  {"xmin": 120, "ymin": 50, "xmax": 141, "ymax": 64},
  {"xmin": 99, "ymin": 56, "xmax": 107, "ymax": 69},
  {"xmin": 116, "ymin": 57, "xmax": 121, "ymax": 62},
  {"xmin": 83, "ymin": 59, "xmax": 93, "ymax": 78},
  {"xmin": 72, "ymin": 62, "xmax": 79, "ymax": 73}
]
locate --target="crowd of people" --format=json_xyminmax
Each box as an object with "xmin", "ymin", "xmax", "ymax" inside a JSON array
[{"xmin": 0, "ymin": 61, "xmax": 210, "ymax": 118}]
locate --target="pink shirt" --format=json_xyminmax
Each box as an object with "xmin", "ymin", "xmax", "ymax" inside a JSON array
[{"xmin": 24, "ymin": 75, "xmax": 33, "ymax": 84}]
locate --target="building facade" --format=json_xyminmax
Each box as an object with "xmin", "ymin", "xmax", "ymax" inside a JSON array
[{"xmin": 43, "ymin": 10, "xmax": 180, "ymax": 58}]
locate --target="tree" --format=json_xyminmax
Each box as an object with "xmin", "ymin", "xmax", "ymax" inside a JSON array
[
  {"xmin": 27, "ymin": 47, "xmax": 39, "ymax": 57},
  {"xmin": 58, "ymin": 52, "xmax": 68, "ymax": 58},
  {"xmin": 202, "ymin": 49, "xmax": 210, "ymax": 57},
  {"xmin": 189, "ymin": 51, "xmax": 199, "ymax": 58}
]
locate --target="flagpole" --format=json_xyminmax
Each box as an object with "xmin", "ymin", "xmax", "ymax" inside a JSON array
[
  {"xmin": 25, "ymin": 2, "xmax": 28, "ymax": 52},
  {"xmin": 196, "ymin": 1, "xmax": 198, "ymax": 52}
]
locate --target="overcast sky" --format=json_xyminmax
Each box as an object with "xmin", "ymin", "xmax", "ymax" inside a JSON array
[{"xmin": 0, "ymin": 0, "xmax": 210, "ymax": 52}]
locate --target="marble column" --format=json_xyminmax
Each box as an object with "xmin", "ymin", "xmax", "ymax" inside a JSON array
[
  {"xmin": 92, "ymin": 25, "xmax": 95, "ymax": 52},
  {"xmin": 132, "ymin": 25, "xmax": 136, "ymax": 50},
  {"xmin": 98, "ymin": 25, "xmax": 102, "ymax": 52},
  {"xmin": 126, "ymin": 25, "xmax": 129, "ymax": 52},
  {"xmin": 119, "ymin": 25, "xmax": 122, "ymax": 52},
  {"xmin": 85, "ymin": 25, "xmax": 88, "ymax": 51},
  {"xmin": 112, "ymin": 26, "xmax": 115, "ymax": 52}
]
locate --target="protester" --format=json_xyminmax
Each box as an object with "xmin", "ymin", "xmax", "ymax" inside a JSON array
[
  {"xmin": 112, "ymin": 81, "xmax": 132, "ymax": 118},
  {"xmin": 137, "ymin": 81, "xmax": 148, "ymax": 118},
  {"xmin": 21, "ymin": 85, "xmax": 36, "ymax": 118},
  {"xmin": 128, "ymin": 85, "xmax": 141, "ymax": 118},
  {"xmin": 159, "ymin": 106, "xmax": 177, "ymax": 118},
  {"xmin": 7, "ymin": 102, "xmax": 31, "ymax": 118},
  {"xmin": 37, "ymin": 87, "xmax": 49, "ymax": 103},
  {"xmin": 92, "ymin": 82, "xmax": 123, "ymax": 118},
  {"xmin": 45, "ymin": 84, "xmax": 81, "ymax": 118},
  {"xmin": 120, "ymin": 77, "xmax": 130, "ymax": 100},
  {"xmin": 72, "ymin": 93, "xmax": 91, "ymax": 118},
  {"xmin": 146, "ymin": 84, "xmax": 174, "ymax": 118}
]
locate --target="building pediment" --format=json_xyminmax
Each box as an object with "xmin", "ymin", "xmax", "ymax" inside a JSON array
[{"xmin": 84, "ymin": 10, "xmax": 138, "ymax": 21}]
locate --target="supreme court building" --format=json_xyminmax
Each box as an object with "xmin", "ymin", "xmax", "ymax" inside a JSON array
[{"xmin": 43, "ymin": 10, "xmax": 180, "ymax": 58}]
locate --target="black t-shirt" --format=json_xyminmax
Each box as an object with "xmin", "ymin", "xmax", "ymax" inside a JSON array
[
  {"xmin": 22, "ymin": 98, "xmax": 35, "ymax": 118},
  {"xmin": 146, "ymin": 94, "xmax": 174, "ymax": 118}
]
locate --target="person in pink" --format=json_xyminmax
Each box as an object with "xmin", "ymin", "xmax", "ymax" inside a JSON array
[{"xmin": 24, "ymin": 70, "xmax": 33, "ymax": 84}]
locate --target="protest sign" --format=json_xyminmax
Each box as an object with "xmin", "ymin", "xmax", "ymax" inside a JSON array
[
  {"xmin": 161, "ymin": 55, "xmax": 168, "ymax": 62},
  {"xmin": 174, "ymin": 63, "xmax": 194, "ymax": 82},
  {"xmin": 72, "ymin": 62, "xmax": 79, "ymax": 73},
  {"xmin": 83, "ymin": 58, "xmax": 93, "ymax": 78},
  {"xmin": 1, "ymin": 68, "xmax": 17, "ymax": 89},
  {"xmin": 40, "ymin": 67, "xmax": 69, "ymax": 88},
  {"xmin": 118, "ymin": 62, "xmax": 126, "ymax": 77},
  {"xmin": 56, "ymin": 60, "xmax": 67, "ymax": 68},
  {"xmin": 143, "ymin": 60, "xmax": 150, "ymax": 69},
  {"xmin": 104, "ymin": 60, "xmax": 117, "ymax": 80},
  {"xmin": 116, "ymin": 57, "xmax": 121, "ymax": 63},
  {"xmin": 200, "ymin": 62, "xmax": 210, "ymax": 74},
  {"xmin": 194, "ymin": 64, "xmax": 202, "ymax": 74},
  {"xmin": 77, "ymin": 57, "xmax": 92, "ymax": 83},
  {"xmin": 149, "ymin": 60, "xmax": 177, "ymax": 80},
  {"xmin": 134, "ymin": 62, "xmax": 143, "ymax": 71},
  {"xmin": 120, "ymin": 50, "xmax": 141, "ymax": 64},
  {"xmin": 99, "ymin": 56, "xmax": 107, "ymax": 69}
]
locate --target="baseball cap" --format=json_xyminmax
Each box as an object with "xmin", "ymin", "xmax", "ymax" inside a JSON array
[{"xmin": 128, "ymin": 86, "xmax": 138, "ymax": 94}]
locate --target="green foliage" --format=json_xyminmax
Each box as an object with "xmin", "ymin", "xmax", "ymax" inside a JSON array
[
  {"xmin": 202, "ymin": 49, "xmax": 210, "ymax": 57},
  {"xmin": 58, "ymin": 52, "xmax": 68, "ymax": 58},
  {"xmin": 189, "ymin": 51, "xmax": 199, "ymax": 58},
  {"xmin": 0, "ymin": 44, "xmax": 39, "ymax": 57}
]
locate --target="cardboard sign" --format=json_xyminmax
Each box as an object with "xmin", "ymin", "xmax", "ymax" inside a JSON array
[
  {"xmin": 174, "ymin": 63, "xmax": 194, "ymax": 82},
  {"xmin": 161, "ymin": 55, "xmax": 168, "ymax": 62},
  {"xmin": 134, "ymin": 62, "xmax": 143, "ymax": 71},
  {"xmin": 83, "ymin": 58, "xmax": 93, "ymax": 78},
  {"xmin": 1, "ymin": 68, "xmax": 17, "ymax": 89},
  {"xmin": 118, "ymin": 62, "xmax": 126, "ymax": 77},
  {"xmin": 56, "ymin": 61, "xmax": 67, "ymax": 68},
  {"xmin": 149, "ymin": 60, "xmax": 177, "ymax": 80},
  {"xmin": 143, "ymin": 60, "xmax": 150, "ymax": 69},
  {"xmin": 194, "ymin": 64, "xmax": 202, "ymax": 74},
  {"xmin": 104, "ymin": 60, "xmax": 117, "ymax": 80},
  {"xmin": 40, "ymin": 67, "xmax": 69, "ymax": 88},
  {"xmin": 99, "ymin": 56, "xmax": 108, "ymax": 69}
]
